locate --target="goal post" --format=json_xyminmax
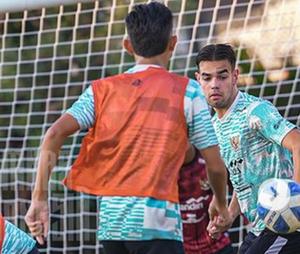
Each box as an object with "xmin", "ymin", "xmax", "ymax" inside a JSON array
[{"xmin": 0, "ymin": 0, "xmax": 299, "ymax": 253}]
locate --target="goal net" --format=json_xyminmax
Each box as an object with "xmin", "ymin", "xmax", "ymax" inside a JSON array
[{"xmin": 0, "ymin": 0, "xmax": 299, "ymax": 253}]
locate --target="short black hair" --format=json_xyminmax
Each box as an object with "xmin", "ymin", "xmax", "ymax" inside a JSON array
[
  {"xmin": 196, "ymin": 44, "xmax": 236, "ymax": 70},
  {"xmin": 125, "ymin": 1, "xmax": 173, "ymax": 58}
]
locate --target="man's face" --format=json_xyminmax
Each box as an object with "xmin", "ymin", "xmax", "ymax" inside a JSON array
[{"xmin": 196, "ymin": 60, "xmax": 239, "ymax": 110}]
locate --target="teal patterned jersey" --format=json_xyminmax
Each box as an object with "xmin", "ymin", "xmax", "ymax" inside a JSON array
[
  {"xmin": 212, "ymin": 92, "xmax": 296, "ymax": 235},
  {"xmin": 2, "ymin": 220, "xmax": 36, "ymax": 254},
  {"xmin": 97, "ymin": 196, "xmax": 182, "ymax": 241}
]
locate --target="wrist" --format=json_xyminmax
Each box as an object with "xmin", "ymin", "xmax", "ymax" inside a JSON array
[
  {"xmin": 228, "ymin": 209, "xmax": 239, "ymax": 222},
  {"xmin": 211, "ymin": 195, "xmax": 228, "ymax": 210},
  {"xmin": 215, "ymin": 197, "xmax": 228, "ymax": 209},
  {"xmin": 32, "ymin": 189, "xmax": 48, "ymax": 201}
]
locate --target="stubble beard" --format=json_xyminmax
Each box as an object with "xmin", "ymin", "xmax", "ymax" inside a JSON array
[{"xmin": 208, "ymin": 98, "xmax": 227, "ymax": 109}]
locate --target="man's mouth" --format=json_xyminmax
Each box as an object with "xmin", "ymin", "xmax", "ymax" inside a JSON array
[{"xmin": 210, "ymin": 94, "xmax": 222, "ymax": 100}]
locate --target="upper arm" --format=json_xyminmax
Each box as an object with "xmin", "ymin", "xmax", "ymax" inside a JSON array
[
  {"xmin": 42, "ymin": 113, "xmax": 80, "ymax": 151},
  {"xmin": 46, "ymin": 113, "xmax": 80, "ymax": 139},
  {"xmin": 199, "ymin": 145, "xmax": 223, "ymax": 170},
  {"xmin": 282, "ymin": 128, "xmax": 300, "ymax": 183},
  {"xmin": 247, "ymin": 100, "xmax": 295, "ymax": 145},
  {"xmin": 66, "ymin": 86, "xmax": 95, "ymax": 130},
  {"xmin": 183, "ymin": 143, "xmax": 196, "ymax": 165},
  {"xmin": 281, "ymin": 128, "xmax": 300, "ymax": 152}
]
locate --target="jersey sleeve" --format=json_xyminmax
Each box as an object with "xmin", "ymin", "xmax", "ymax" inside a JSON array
[
  {"xmin": 184, "ymin": 79, "xmax": 218, "ymax": 150},
  {"xmin": 65, "ymin": 86, "xmax": 95, "ymax": 130},
  {"xmin": 247, "ymin": 100, "xmax": 296, "ymax": 145},
  {"xmin": 2, "ymin": 220, "xmax": 36, "ymax": 254}
]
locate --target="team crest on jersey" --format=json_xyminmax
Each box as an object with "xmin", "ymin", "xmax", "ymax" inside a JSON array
[
  {"xmin": 249, "ymin": 115, "xmax": 263, "ymax": 130},
  {"xmin": 230, "ymin": 135, "xmax": 240, "ymax": 151},
  {"xmin": 199, "ymin": 179, "xmax": 210, "ymax": 190}
]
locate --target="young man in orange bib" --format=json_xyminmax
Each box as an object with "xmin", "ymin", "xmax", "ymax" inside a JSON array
[{"xmin": 25, "ymin": 2, "xmax": 230, "ymax": 254}]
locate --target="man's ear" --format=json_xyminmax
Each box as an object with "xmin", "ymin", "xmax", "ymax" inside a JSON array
[
  {"xmin": 123, "ymin": 38, "xmax": 134, "ymax": 56},
  {"xmin": 168, "ymin": 35, "xmax": 177, "ymax": 52},
  {"xmin": 233, "ymin": 68, "xmax": 240, "ymax": 86},
  {"xmin": 195, "ymin": 71, "xmax": 201, "ymax": 82}
]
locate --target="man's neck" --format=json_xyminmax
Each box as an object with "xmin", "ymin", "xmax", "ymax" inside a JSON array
[
  {"xmin": 215, "ymin": 91, "xmax": 240, "ymax": 119},
  {"xmin": 134, "ymin": 54, "xmax": 170, "ymax": 69},
  {"xmin": 215, "ymin": 108, "xmax": 229, "ymax": 119}
]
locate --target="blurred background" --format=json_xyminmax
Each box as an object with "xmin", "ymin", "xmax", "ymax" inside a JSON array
[{"xmin": 0, "ymin": 0, "xmax": 299, "ymax": 253}]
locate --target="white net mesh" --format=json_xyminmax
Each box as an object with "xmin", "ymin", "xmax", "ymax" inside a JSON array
[{"xmin": 0, "ymin": 0, "xmax": 299, "ymax": 253}]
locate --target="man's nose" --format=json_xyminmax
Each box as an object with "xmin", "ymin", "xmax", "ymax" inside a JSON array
[{"xmin": 210, "ymin": 77, "xmax": 219, "ymax": 89}]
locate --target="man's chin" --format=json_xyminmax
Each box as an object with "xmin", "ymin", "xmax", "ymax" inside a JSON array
[{"xmin": 208, "ymin": 101, "xmax": 221, "ymax": 108}]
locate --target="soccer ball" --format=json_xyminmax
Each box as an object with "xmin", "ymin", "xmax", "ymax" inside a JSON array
[{"xmin": 257, "ymin": 178, "xmax": 300, "ymax": 234}]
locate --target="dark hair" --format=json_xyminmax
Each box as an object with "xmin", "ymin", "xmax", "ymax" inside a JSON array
[
  {"xmin": 125, "ymin": 1, "xmax": 173, "ymax": 58},
  {"xmin": 195, "ymin": 44, "xmax": 236, "ymax": 70}
]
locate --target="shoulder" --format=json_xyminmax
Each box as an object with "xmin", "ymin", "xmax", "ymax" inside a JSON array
[
  {"xmin": 246, "ymin": 98, "xmax": 280, "ymax": 130},
  {"xmin": 246, "ymin": 98, "xmax": 276, "ymax": 118},
  {"xmin": 233, "ymin": 92, "xmax": 265, "ymax": 117},
  {"xmin": 238, "ymin": 92, "xmax": 262, "ymax": 108},
  {"xmin": 185, "ymin": 79, "xmax": 205, "ymax": 98},
  {"xmin": 184, "ymin": 79, "xmax": 210, "ymax": 115},
  {"xmin": 186, "ymin": 78, "xmax": 202, "ymax": 90},
  {"xmin": 169, "ymin": 71, "xmax": 189, "ymax": 82},
  {"xmin": 92, "ymin": 74, "xmax": 124, "ymax": 86},
  {"xmin": 91, "ymin": 74, "xmax": 130, "ymax": 96}
]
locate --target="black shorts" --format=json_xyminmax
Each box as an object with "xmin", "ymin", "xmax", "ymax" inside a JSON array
[
  {"xmin": 239, "ymin": 229, "xmax": 300, "ymax": 254},
  {"xmin": 214, "ymin": 244, "xmax": 235, "ymax": 254},
  {"xmin": 101, "ymin": 239, "xmax": 184, "ymax": 254},
  {"xmin": 28, "ymin": 245, "xmax": 40, "ymax": 254}
]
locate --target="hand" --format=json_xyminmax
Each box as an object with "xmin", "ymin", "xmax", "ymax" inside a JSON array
[
  {"xmin": 208, "ymin": 196, "xmax": 219, "ymax": 221},
  {"xmin": 207, "ymin": 214, "xmax": 233, "ymax": 239},
  {"xmin": 208, "ymin": 195, "xmax": 231, "ymax": 221},
  {"xmin": 25, "ymin": 200, "xmax": 49, "ymax": 245},
  {"xmin": 207, "ymin": 216, "xmax": 222, "ymax": 240},
  {"xmin": 207, "ymin": 196, "xmax": 233, "ymax": 238}
]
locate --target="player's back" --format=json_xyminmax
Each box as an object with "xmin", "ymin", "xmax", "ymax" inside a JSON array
[{"xmin": 65, "ymin": 66, "xmax": 190, "ymax": 203}]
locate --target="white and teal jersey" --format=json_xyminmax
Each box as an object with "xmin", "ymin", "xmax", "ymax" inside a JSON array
[
  {"xmin": 2, "ymin": 220, "xmax": 36, "ymax": 254},
  {"xmin": 212, "ymin": 92, "xmax": 295, "ymax": 235},
  {"xmin": 67, "ymin": 64, "xmax": 218, "ymax": 241},
  {"xmin": 97, "ymin": 197, "xmax": 182, "ymax": 240}
]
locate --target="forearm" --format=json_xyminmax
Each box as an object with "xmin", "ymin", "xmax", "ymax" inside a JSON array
[
  {"xmin": 228, "ymin": 191, "xmax": 241, "ymax": 220},
  {"xmin": 200, "ymin": 145, "xmax": 228, "ymax": 207},
  {"xmin": 206, "ymin": 164, "xmax": 227, "ymax": 206},
  {"xmin": 32, "ymin": 114, "xmax": 80, "ymax": 200},
  {"xmin": 292, "ymin": 146, "xmax": 300, "ymax": 183},
  {"xmin": 281, "ymin": 129, "xmax": 300, "ymax": 183},
  {"xmin": 32, "ymin": 129, "xmax": 65, "ymax": 200},
  {"xmin": 291, "ymin": 130, "xmax": 300, "ymax": 183}
]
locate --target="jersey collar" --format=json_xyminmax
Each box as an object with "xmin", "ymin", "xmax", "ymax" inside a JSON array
[
  {"xmin": 218, "ymin": 91, "xmax": 241, "ymax": 122},
  {"xmin": 126, "ymin": 64, "xmax": 165, "ymax": 73}
]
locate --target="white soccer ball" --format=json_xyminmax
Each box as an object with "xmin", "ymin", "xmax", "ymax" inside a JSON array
[{"xmin": 257, "ymin": 178, "xmax": 300, "ymax": 234}]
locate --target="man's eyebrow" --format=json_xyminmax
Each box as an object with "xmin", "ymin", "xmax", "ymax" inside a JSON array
[
  {"xmin": 201, "ymin": 69, "xmax": 229, "ymax": 76},
  {"xmin": 217, "ymin": 69, "xmax": 229, "ymax": 74}
]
